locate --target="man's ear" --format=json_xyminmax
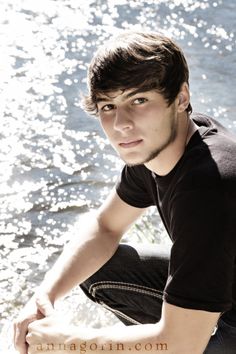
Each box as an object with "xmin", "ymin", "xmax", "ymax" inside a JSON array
[{"xmin": 177, "ymin": 82, "xmax": 190, "ymax": 113}]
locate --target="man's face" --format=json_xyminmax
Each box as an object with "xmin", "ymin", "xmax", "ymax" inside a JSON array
[{"xmin": 96, "ymin": 89, "xmax": 179, "ymax": 166}]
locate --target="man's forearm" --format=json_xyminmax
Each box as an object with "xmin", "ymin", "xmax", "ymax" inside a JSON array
[
  {"xmin": 66, "ymin": 322, "xmax": 198, "ymax": 354},
  {"xmin": 67, "ymin": 320, "xmax": 210, "ymax": 354},
  {"xmin": 66, "ymin": 302, "xmax": 216, "ymax": 354},
  {"xmin": 95, "ymin": 323, "xmax": 167, "ymax": 354},
  {"xmin": 37, "ymin": 213, "xmax": 121, "ymax": 302},
  {"xmin": 27, "ymin": 303, "xmax": 216, "ymax": 354},
  {"xmin": 28, "ymin": 321, "xmax": 167, "ymax": 354}
]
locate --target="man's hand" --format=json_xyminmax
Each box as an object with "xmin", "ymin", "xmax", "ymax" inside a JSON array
[
  {"xmin": 14, "ymin": 293, "xmax": 55, "ymax": 354},
  {"xmin": 26, "ymin": 316, "xmax": 67, "ymax": 354},
  {"xmin": 25, "ymin": 315, "xmax": 99, "ymax": 354}
]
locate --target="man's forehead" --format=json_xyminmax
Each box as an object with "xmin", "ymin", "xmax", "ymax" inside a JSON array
[{"xmin": 96, "ymin": 88, "xmax": 149, "ymax": 103}]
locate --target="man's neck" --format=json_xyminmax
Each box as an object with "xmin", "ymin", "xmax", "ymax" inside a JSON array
[{"xmin": 144, "ymin": 114, "xmax": 198, "ymax": 176}]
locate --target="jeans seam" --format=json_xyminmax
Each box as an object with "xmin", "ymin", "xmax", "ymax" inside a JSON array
[
  {"xmin": 89, "ymin": 281, "xmax": 163, "ymax": 325},
  {"xmin": 99, "ymin": 301, "xmax": 141, "ymax": 325},
  {"xmin": 89, "ymin": 281, "xmax": 163, "ymax": 300}
]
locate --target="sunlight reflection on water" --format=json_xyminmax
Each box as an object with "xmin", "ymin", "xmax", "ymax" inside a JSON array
[{"xmin": 0, "ymin": 0, "xmax": 236, "ymax": 351}]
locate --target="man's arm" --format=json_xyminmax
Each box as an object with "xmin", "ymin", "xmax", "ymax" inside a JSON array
[
  {"xmin": 14, "ymin": 189, "xmax": 146, "ymax": 354},
  {"xmin": 38, "ymin": 188, "xmax": 147, "ymax": 301},
  {"xmin": 26, "ymin": 301, "xmax": 220, "ymax": 354},
  {"xmin": 95, "ymin": 302, "xmax": 220, "ymax": 354}
]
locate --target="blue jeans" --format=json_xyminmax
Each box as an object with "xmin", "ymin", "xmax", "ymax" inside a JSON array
[{"xmin": 80, "ymin": 243, "xmax": 236, "ymax": 353}]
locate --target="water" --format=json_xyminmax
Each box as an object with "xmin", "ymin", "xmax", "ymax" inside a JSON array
[{"xmin": 1, "ymin": 0, "xmax": 236, "ymax": 351}]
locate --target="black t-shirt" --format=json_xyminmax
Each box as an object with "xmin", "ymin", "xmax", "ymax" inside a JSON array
[{"xmin": 116, "ymin": 113, "xmax": 236, "ymax": 325}]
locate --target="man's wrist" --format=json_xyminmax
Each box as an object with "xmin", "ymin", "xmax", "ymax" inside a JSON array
[{"xmin": 33, "ymin": 284, "xmax": 56, "ymax": 305}]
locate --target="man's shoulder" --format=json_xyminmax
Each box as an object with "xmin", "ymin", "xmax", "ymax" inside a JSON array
[
  {"xmin": 191, "ymin": 112, "xmax": 236, "ymax": 141},
  {"xmin": 116, "ymin": 163, "xmax": 155, "ymax": 208},
  {"xmin": 174, "ymin": 114, "xmax": 236, "ymax": 191}
]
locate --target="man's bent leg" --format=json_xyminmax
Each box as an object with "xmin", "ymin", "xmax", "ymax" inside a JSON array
[
  {"xmin": 81, "ymin": 243, "xmax": 236, "ymax": 352},
  {"xmin": 80, "ymin": 243, "xmax": 170, "ymax": 325}
]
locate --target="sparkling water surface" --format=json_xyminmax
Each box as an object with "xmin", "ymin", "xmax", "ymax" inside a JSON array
[{"xmin": 0, "ymin": 0, "xmax": 236, "ymax": 351}]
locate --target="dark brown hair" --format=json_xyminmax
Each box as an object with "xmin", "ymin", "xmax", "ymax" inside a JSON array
[{"xmin": 83, "ymin": 31, "xmax": 192, "ymax": 115}]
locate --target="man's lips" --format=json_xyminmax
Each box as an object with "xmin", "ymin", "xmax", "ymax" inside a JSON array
[{"xmin": 118, "ymin": 139, "xmax": 143, "ymax": 148}]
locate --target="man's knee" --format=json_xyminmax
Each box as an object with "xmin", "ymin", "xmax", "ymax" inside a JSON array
[{"xmin": 80, "ymin": 244, "xmax": 128, "ymax": 301}]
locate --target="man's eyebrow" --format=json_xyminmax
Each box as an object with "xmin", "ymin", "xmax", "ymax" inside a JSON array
[
  {"xmin": 96, "ymin": 96, "xmax": 112, "ymax": 104},
  {"xmin": 96, "ymin": 88, "xmax": 149, "ymax": 104},
  {"xmin": 125, "ymin": 88, "xmax": 148, "ymax": 99}
]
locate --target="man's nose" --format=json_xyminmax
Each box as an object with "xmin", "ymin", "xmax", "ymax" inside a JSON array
[{"xmin": 113, "ymin": 107, "xmax": 134, "ymax": 132}]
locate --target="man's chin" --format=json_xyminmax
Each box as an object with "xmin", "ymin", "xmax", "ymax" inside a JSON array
[
  {"xmin": 119, "ymin": 151, "xmax": 161, "ymax": 167},
  {"xmin": 119, "ymin": 155, "xmax": 146, "ymax": 167}
]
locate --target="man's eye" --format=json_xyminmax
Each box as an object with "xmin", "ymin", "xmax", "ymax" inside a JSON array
[
  {"xmin": 101, "ymin": 104, "xmax": 115, "ymax": 112},
  {"xmin": 132, "ymin": 98, "xmax": 147, "ymax": 105}
]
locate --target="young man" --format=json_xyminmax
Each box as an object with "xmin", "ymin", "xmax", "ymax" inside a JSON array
[{"xmin": 14, "ymin": 31, "xmax": 236, "ymax": 354}]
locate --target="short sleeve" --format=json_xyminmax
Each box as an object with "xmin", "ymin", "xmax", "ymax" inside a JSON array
[
  {"xmin": 116, "ymin": 165, "xmax": 154, "ymax": 208},
  {"xmin": 163, "ymin": 186, "xmax": 235, "ymax": 313}
]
